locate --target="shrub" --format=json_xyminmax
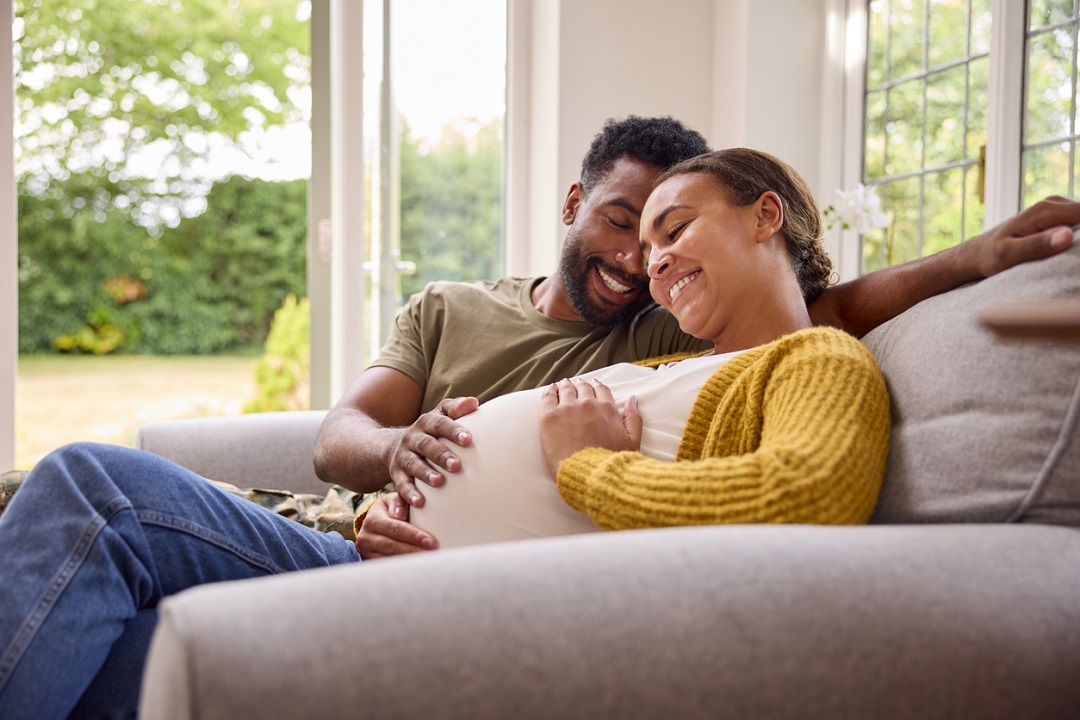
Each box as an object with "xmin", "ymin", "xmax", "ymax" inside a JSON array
[
  {"xmin": 18, "ymin": 174, "xmax": 307, "ymax": 354},
  {"xmin": 245, "ymin": 295, "xmax": 310, "ymax": 413}
]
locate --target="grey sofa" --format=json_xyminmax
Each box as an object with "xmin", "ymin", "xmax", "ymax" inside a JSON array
[{"xmin": 135, "ymin": 243, "xmax": 1080, "ymax": 719}]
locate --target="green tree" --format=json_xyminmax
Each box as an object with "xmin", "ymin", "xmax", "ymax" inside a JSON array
[
  {"xmin": 16, "ymin": 0, "xmax": 310, "ymax": 355},
  {"xmin": 147, "ymin": 175, "xmax": 308, "ymax": 350},
  {"xmin": 398, "ymin": 119, "xmax": 503, "ymax": 299},
  {"xmin": 14, "ymin": 0, "xmax": 309, "ymax": 219},
  {"xmin": 17, "ymin": 173, "xmax": 143, "ymax": 351}
]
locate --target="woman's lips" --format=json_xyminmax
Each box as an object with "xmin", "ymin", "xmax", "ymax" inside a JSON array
[{"xmin": 668, "ymin": 271, "xmax": 700, "ymax": 302}]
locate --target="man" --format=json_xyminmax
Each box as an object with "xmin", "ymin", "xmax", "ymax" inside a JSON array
[{"xmin": 314, "ymin": 115, "xmax": 1079, "ymax": 534}]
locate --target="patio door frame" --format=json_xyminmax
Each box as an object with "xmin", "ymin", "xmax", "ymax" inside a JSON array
[
  {"xmin": 2, "ymin": 0, "xmax": 15, "ymax": 471},
  {"xmin": 309, "ymin": 0, "xmax": 368, "ymax": 409}
]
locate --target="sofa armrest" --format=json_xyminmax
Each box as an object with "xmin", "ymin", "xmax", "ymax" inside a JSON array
[
  {"xmin": 134, "ymin": 410, "xmax": 329, "ymax": 494},
  {"xmin": 140, "ymin": 524, "xmax": 1080, "ymax": 720}
]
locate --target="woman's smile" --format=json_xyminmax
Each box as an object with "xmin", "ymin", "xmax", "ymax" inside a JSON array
[{"xmin": 667, "ymin": 271, "xmax": 700, "ymax": 303}]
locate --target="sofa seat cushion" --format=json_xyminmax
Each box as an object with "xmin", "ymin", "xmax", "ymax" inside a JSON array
[{"xmin": 862, "ymin": 241, "xmax": 1080, "ymax": 525}]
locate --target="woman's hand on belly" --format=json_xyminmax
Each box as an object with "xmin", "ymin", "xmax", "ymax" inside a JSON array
[
  {"xmin": 355, "ymin": 492, "xmax": 438, "ymax": 559},
  {"xmin": 539, "ymin": 378, "xmax": 643, "ymax": 476}
]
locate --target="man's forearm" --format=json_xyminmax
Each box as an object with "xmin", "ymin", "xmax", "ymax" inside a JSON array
[
  {"xmin": 809, "ymin": 241, "xmax": 978, "ymax": 337},
  {"xmin": 313, "ymin": 409, "xmax": 403, "ymax": 494},
  {"xmin": 810, "ymin": 200, "xmax": 1078, "ymax": 337}
]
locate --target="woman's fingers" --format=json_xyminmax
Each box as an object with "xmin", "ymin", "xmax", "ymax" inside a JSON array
[{"xmin": 587, "ymin": 378, "xmax": 614, "ymax": 402}]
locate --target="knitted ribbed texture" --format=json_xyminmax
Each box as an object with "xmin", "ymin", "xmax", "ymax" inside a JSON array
[{"xmin": 556, "ymin": 327, "xmax": 891, "ymax": 530}]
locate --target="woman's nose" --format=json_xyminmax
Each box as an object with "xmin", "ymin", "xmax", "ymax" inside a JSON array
[{"xmin": 647, "ymin": 250, "xmax": 670, "ymax": 278}]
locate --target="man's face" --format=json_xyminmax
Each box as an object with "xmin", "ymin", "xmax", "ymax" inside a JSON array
[{"xmin": 559, "ymin": 156, "xmax": 663, "ymax": 328}]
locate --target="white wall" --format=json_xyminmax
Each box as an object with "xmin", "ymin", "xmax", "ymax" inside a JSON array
[
  {"xmin": 718, "ymin": 0, "xmax": 830, "ymax": 186},
  {"xmin": 507, "ymin": 0, "xmax": 834, "ymax": 277}
]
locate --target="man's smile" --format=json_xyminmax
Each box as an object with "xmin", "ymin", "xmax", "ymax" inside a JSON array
[{"xmin": 596, "ymin": 266, "xmax": 638, "ymax": 299}]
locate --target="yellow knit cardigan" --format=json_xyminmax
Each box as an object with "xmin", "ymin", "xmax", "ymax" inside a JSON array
[{"xmin": 555, "ymin": 326, "xmax": 891, "ymax": 530}]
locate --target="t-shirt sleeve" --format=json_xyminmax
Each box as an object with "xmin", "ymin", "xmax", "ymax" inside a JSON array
[{"xmin": 368, "ymin": 289, "xmax": 432, "ymax": 388}]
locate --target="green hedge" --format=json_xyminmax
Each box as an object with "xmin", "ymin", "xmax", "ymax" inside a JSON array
[{"xmin": 18, "ymin": 175, "xmax": 307, "ymax": 354}]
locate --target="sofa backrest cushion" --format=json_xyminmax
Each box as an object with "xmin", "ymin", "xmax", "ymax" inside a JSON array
[{"xmin": 862, "ymin": 240, "xmax": 1080, "ymax": 526}]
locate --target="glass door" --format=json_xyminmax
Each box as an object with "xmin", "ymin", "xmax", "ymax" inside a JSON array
[
  {"xmin": 14, "ymin": 0, "xmax": 312, "ymax": 468},
  {"xmin": 361, "ymin": 0, "xmax": 506, "ymax": 362}
]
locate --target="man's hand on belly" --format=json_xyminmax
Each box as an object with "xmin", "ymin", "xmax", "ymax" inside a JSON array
[{"xmin": 390, "ymin": 396, "xmax": 480, "ymax": 508}]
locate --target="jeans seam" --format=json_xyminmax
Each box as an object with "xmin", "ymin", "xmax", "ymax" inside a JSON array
[
  {"xmin": 136, "ymin": 510, "xmax": 282, "ymax": 575},
  {"xmin": 0, "ymin": 496, "xmax": 132, "ymax": 691}
]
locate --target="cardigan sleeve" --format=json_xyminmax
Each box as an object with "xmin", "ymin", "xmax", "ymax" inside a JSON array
[{"xmin": 554, "ymin": 330, "xmax": 891, "ymax": 530}]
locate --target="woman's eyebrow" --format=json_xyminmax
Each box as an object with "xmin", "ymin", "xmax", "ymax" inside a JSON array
[{"xmin": 651, "ymin": 204, "xmax": 690, "ymax": 231}]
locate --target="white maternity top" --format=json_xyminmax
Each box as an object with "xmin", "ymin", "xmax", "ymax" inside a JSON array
[{"xmin": 410, "ymin": 350, "xmax": 740, "ymax": 548}]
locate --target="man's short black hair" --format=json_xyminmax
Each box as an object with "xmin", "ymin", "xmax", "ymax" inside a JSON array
[{"xmin": 579, "ymin": 116, "xmax": 710, "ymax": 193}]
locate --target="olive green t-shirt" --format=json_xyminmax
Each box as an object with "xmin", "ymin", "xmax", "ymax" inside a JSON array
[{"xmin": 372, "ymin": 277, "xmax": 710, "ymax": 412}]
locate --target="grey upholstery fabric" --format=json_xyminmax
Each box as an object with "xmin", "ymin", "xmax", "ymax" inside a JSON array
[
  {"xmin": 134, "ymin": 410, "xmax": 329, "ymax": 495},
  {"xmin": 140, "ymin": 524, "xmax": 1080, "ymax": 720},
  {"xmin": 863, "ymin": 244, "xmax": 1080, "ymax": 525}
]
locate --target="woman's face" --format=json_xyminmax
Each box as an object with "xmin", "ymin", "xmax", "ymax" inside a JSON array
[{"xmin": 639, "ymin": 172, "xmax": 778, "ymax": 346}]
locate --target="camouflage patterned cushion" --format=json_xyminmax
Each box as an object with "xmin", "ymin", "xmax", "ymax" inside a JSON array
[
  {"xmin": 0, "ymin": 470, "xmax": 28, "ymax": 521},
  {"xmin": 0, "ymin": 468, "xmax": 376, "ymax": 540}
]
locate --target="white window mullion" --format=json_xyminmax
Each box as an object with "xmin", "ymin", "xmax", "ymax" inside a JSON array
[
  {"xmin": 984, "ymin": 0, "xmax": 1025, "ymax": 227},
  {"xmin": 329, "ymin": 0, "xmax": 368, "ymax": 401},
  {"xmin": 2, "ymin": 0, "xmax": 15, "ymax": 471}
]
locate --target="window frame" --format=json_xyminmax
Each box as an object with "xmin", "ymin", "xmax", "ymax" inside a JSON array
[
  {"xmin": 835, "ymin": 0, "xmax": 1028, "ymax": 275},
  {"xmin": 1, "ymin": 0, "xmax": 14, "ymax": 471}
]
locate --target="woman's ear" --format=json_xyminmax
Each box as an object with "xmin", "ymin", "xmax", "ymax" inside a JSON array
[
  {"xmin": 562, "ymin": 183, "xmax": 584, "ymax": 225},
  {"xmin": 754, "ymin": 191, "xmax": 784, "ymax": 243}
]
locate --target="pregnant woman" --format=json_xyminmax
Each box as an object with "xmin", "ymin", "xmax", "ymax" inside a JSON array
[{"xmin": 357, "ymin": 148, "xmax": 893, "ymax": 554}]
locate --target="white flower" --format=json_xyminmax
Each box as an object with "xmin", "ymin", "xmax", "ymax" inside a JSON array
[{"xmin": 822, "ymin": 184, "xmax": 891, "ymax": 233}]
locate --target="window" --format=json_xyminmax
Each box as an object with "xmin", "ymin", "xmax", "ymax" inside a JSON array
[
  {"xmin": 360, "ymin": 0, "xmax": 506, "ymax": 361},
  {"xmin": 13, "ymin": 0, "xmax": 311, "ymax": 468},
  {"xmin": 861, "ymin": 0, "xmax": 991, "ymax": 271},
  {"xmin": 1023, "ymin": 0, "xmax": 1080, "ymax": 205},
  {"xmin": 852, "ymin": 0, "xmax": 1080, "ymax": 271}
]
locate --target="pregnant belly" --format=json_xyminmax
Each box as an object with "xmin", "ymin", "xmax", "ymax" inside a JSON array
[{"xmin": 409, "ymin": 385, "xmax": 600, "ymax": 549}]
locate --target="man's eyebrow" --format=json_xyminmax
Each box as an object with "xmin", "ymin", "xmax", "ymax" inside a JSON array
[
  {"xmin": 604, "ymin": 198, "xmax": 642, "ymax": 217},
  {"xmin": 651, "ymin": 204, "xmax": 690, "ymax": 231}
]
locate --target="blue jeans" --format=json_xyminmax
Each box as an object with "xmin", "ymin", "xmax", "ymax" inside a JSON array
[{"xmin": 0, "ymin": 443, "xmax": 360, "ymax": 719}]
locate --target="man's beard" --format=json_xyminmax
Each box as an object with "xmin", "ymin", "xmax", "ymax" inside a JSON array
[{"xmin": 560, "ymin": 232, "xmax": 652, "ymax": 329}]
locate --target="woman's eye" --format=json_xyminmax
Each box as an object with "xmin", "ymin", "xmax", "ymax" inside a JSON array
[{"xmin": 667, "ymin": 221, "xmax": 687, "ymax": 242}]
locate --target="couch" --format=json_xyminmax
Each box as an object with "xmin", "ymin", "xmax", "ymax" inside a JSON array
[{"xmin": 135, "ymin": 243, "xmax": 1080, "ymax": 719}]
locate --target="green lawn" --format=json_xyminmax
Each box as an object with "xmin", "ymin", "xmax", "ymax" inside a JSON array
[{"xmin": 16, "ymin": 354, "xmax": 259, "ymax": 470}]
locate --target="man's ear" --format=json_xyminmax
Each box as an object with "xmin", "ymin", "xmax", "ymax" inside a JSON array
[
  {"xmin": 755, "ymin": 191, "xmax": 784, "ymax": 243},
  {"xmin": 562, "ymin": 183, "xmax": 585, "ymax": 226}
]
